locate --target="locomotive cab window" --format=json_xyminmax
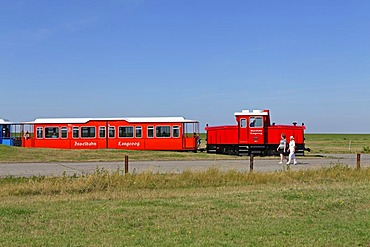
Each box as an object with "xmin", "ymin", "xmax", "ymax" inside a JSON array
[
  {"xmin": 249, "ymin": 117, "xmax": 263, "ymax": 128},
  {"xmin": 45, "ymin": 127, "xmax": 59, "ymax": 138},
  {"xmin": 240, "ymin": 119, "xmax": 246, "ymax": 128}
]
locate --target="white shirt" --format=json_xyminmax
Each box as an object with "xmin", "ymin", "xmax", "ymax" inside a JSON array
[{"xmin": 289, "ymin": 140, "xmax": 295, "ymax": 153}]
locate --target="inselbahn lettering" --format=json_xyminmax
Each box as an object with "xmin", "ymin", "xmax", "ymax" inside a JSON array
[{"xmin": 74, "ymin": 141, "xmax": 97, "ymax": 147}]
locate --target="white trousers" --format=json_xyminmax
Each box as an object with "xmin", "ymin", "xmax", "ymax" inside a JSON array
[{"xmin": 287, "ymin": 152, "xmax": 296, "ymax": 164}]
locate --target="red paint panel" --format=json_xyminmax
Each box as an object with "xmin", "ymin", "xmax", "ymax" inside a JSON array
[
  {"xmin": 206, "ymin": 126, "xmax": 239, "ymax": 145},
  {"xmin": 267, "ymin": 126, "xmax": 305, "ymax": 145}
]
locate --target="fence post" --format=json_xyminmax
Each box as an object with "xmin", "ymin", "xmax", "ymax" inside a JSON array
[
  {"xmin": 356, "ymin": 153, "xmax": 361, "ymax": 169},
  {"xmin": 250, "ymin": 154, "xmax": 254, "ymax": 172},
  {"xmin": 125, "ymin": 155, "xmax": 129, "ymax": 174}
]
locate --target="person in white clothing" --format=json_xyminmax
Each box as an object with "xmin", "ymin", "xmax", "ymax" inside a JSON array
[{"xmin": 287, "ymin": 136, "xmax": 297, "ymax": 165}]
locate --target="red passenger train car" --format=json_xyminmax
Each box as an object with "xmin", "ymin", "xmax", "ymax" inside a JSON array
[
  {"xmin": 205, "ymin": 109, "xmax": 307, "ymax": 156},
  {"xmin": 23, "ymin": 117, "xmax": 199, "ymax": 151}
]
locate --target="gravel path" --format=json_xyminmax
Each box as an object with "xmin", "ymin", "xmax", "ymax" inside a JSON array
[{"xmin": 0, "ymin": 154, "xmax": 369, "ymax": 178}]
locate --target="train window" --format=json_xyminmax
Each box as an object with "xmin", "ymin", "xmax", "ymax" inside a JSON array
[
  {"xmin": 173, "ymin": 126, "xmax": 180, "ymax": 137},
  {"xmin": 240, "ymin": 119, "xmax": 246, "ymax": 128},
  {"xmin": 73, "ymin": 127, "xmax": 79, "ymax": 138},
  {"xmin": 81, "ymin": 127, "xmax": 96, "ymax": 138},
  {"xmin": 61, "ymin": 127, "xmax": 68, "ymax": 138},
  {"xmin": 119, "ymin": 126, "xmax": 134, "ymax": 138},
  {"xmin": 156, "ymin": 126, "xmax": 170, "ymax": 138},
  {"xmin": 45, "ymin": 127, "xmax": 59, "ymax": 138},
  {"xmin": 250, "ymin": 117, "xmax": 263, "ymax": 128},
  {"xmin": 136, "ymin": 126, "xmax": 142, "ymax": 138},
  {"xmin": 36, "ymin": 127, "xmax": 43, "ymax": 139},
  {"xmin": 148, "ymin": 126, "xmax": 154, "ymax": 138},
  {"xmin": 109, "ymin": 126, "xmax": 115, "ymax": 138},
  {"xmin": 99, "ymin": 126, "xmax": 106, "ymax": 138}
]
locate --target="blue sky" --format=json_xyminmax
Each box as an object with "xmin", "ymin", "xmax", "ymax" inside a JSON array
[{"xmin": 1, "ymin": 0, "xmax": 370, "ymax": 133}]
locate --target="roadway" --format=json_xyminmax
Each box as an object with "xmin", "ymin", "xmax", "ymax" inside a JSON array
[{"xmin": 0, "ymin": 154, "xmax": 369, "ymax": 178}]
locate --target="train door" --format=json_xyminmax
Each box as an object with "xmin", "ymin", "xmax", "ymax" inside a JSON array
[
  {"xmin": 182, "ymin": 122, "xmax": 199, "ymax": 150},
  {"xmin": 247, "ymin": 116, "xmax": 265, "ymax": 144},
  {"xmin": 238, "ymin": 118, "xmax": 248, "ymax": 144}
]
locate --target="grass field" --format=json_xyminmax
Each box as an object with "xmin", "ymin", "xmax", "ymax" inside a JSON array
[
  {"xmin": 0, "ymin": 166, "xmax": 370, "ymax": 246},
  {"xmin": 0, "ymin": 144, "xmax": 244, "ymax": 163},
  {"xmin": 306, "ymin": 134, "xmax": 370, "ymax": 154},
  {"xmin": 1, "ymin": 135, "xmax": 370, "ymax": 246}
]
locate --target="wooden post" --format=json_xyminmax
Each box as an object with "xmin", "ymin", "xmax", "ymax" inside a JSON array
[
  {"xmin": 357, "ymin": 153, "xmax": 361, "ymax": 169},
  {"xmin": 125, "ymin": 155, "xmax": 129, "ymax": 174},
  {"xmin": 250, "ymin": 154, "xmax": 254, "ymax": 172}
]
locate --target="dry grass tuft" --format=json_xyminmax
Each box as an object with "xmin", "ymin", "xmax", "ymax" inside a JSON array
[{"xmin": 1, "ymin": 164, "xmax": 369, "ymax": 197}]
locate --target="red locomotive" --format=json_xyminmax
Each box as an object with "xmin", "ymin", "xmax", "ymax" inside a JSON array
[
  {"xmin": 205, "ymin": 109, "xmax": 307, "ymax": 156},
  {"xmin": 21, "ymin": 117, "xmax": 199, "ymax": 151}
]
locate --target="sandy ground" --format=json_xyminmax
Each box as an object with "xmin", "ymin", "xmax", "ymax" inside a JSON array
[{"xmin": 0, "ymin": 154, "xmax": 369, "ymax": 177}]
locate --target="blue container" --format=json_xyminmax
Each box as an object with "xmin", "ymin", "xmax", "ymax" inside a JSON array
[
  {"xmin": 1, "ymin": 123, "xmax": 12, "ymax": 146},
  {"xmin": 1, "ymin": 138, "xmax": 14, "ymax": 146}
]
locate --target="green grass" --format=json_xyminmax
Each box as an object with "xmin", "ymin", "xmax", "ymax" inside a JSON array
[
  {"xmin": 0, "ymin": 144, "xmax": 242, "ymax": 163},
  {"xmin": 1, "ymin": 135, "xmax": 369, "ymax": 246},
  {"xmin": 305, "ymin": 134, "xmax": 370, "ymax": 154},
  {"xmin": 0, "ymin": 166, "xmax": 370, "ymax": 246}
]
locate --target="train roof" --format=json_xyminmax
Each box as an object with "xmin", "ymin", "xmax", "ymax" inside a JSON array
[
  {"xmin": 234, "ymin": 109, "xmax": 269, "ymax": 116},
  {"xmin": 27, "ymin": 117, "xmax": 198, "ymax": 124},
  {"xmin": 125, "ymin": 117, "xmax": 198, "ymax": 123}
]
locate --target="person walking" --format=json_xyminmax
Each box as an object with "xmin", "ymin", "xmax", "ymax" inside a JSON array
[
  {"xmin": 287, "ymin": 136, "xmax": 298, "ymax": 165},
  {"xmin": 277, "ymin": 133, "xmax": 287, "ymax": 164},
  {"xmin": 196, "ymin": 133, "xmax": 201, "ymax": 149}
]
